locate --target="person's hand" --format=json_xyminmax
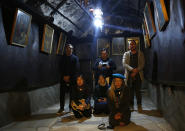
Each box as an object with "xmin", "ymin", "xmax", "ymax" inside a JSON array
[
  {"xmin": 63, "ymin": 76, "xmax": 70, "ymax": 82},
  {"xmin": 98, "ymin": 99, "xmax": 102, "ymax": 102},
  {"xmin": 120, "ymin": 122, "xmax": 125, "ymax": 126},
  {"xmin": 103, "ymin": 98, "xmax": 107, "ymax": 102},
  {"xmin": 114, "ymin": 113, "xmax": 122, "ymax": 120},
  {"xmin": 132, "ymin": 68, "xmax": 139, "ymax": 73},
  {"xmin": 78, "ymin": 104, "xmax": 84, "ymax": 111},
  {"xmin": 131, "ymin": 72, "xmax": 136, "ymax": 78},
  {"xmin": 98, "ymin": 64, "xmax": 102, "ymax": 69},
  {"xmin": 106, "ymin": 65, "xmax": 110, "ymax": 69}
]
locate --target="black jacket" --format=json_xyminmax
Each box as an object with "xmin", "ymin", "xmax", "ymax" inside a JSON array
[
  {"xmin": 60, "ymin": 54, "xmax": 80, "ymax": 78},
  {"xmin": 71, "ymin": 85, "xmax": 90, "ymax": 105},
  {"xmin": 107, "ymin": 86, "xmax": 131, "ymax": 126},
  {"xmin": 93, "ymin": 58, "xmax": 116, "ymax": 79},
  {"xmin": 93, "ymin": 84, "xmax": 109, "ymax": 102}
]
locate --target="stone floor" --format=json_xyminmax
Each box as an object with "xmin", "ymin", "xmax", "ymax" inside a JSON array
[{"xmin": 1, "ymin": 92, "xmax": 174, "ymax": 131}]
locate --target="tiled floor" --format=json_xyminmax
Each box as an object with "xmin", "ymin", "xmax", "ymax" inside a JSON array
[{"xmin": 1, "ymin": 92, "xmax": 174, "ymax": 131}]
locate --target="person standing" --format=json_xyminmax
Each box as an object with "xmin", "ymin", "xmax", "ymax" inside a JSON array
[
  {"xmin": 93, "ymin": 48, "xmax": 116, "ymax": 85},
  {"xmin": 57, "ymin": 44, "xmax": 80, "ymax": 115},
  {"xmin": 122, "ymin": 40, "xmax": 145, "ymax": 112}
]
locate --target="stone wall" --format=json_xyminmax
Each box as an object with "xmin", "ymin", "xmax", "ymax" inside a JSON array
[
  {"xmin": 145, "ymin": 81, "xmax": 185, "ymax": 131},
  {"xmin": 0, "ymin": 84, "xmax": 60, "ymax": 127}
]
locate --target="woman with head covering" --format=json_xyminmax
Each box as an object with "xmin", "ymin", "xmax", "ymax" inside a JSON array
[{"xmin": 107, "ymin": 73, "xmax": 131, "ymax": 129}]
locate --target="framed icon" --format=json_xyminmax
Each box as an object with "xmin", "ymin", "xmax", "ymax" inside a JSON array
[
  {"xmin": 56, "ymin": 32, "xmax": 67, "ymax": 55},
  {"xmin": 112, "ymin": 37, "xmax": 125, "ymax": 55},
  {"xmin": 153, "ymin": 0, "xmax": 169, "ymax": 31},
  {"xmin": 41, "ymin": 24, "xmax": 54, "ymax": 54},
  {"xmin": 10, "ymin": 8, "xmax": 32, "ymax": 47},
  {"xmin": 97, "ymin": 38, "xmax": 110, "ymax": 56},
  {"xmin": 126, "ymin": 37, "xmax": 140, "ymax": 51},
  {"xmin": 144, "ymin": 2, "xmax": 156, "ymax": 39}
]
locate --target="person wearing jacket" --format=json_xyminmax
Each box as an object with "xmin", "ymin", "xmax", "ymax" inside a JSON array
[
  {"xmin": 93, "ymin": 48, "xmax": 116, "ymax": 85},
  {"xmin": 71, "ymin": 75, "xmax": 92, "ymax": 118},
  {"xmin": 107, "ymin": 73, "xmax": 131, "ymax": 129},
  {"xmin": 93, "ymin": 75, "xmax": 109, "ymax": 114},
  {"xmin": 122, "ymin": 40, "xmax": 145, "ymax": 111}
]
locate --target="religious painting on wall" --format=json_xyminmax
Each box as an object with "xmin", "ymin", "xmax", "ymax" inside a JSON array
[
  {"xmin": 112, "ymin": 37, "xmax": 125, "ymax": 55},
  {"xmin": 56, "ymin": 32, "xmax": 67, "ymax": 55},
  {"xmin": 153, "ymin": 0, "xmax": 169, "ymax": 31},
  {"xmin": 97, "ymin": 38, "xmax": 110, "ymax": 57},
  {"xmin": 142, "ymin": 19, "xmax": 151, "ymax": 48},
  {"xmin": 126, "ymin": 37, "xmax": 140, "ymax": 51},
  {"xmin": 41, "ymin": 24, "xmax": 54, "ymax": 54},
  {"xmin": 10, "ymin": 8, "xmax": 32, "ymax": 47},
  {"xmin": 144, "ymin": 2, "xmax": 156, "ymax": 39}
]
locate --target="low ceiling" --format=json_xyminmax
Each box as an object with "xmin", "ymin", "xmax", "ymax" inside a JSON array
[{"xmin": 16, "ymin": 0, "xmax": 148, "ymax": 37}]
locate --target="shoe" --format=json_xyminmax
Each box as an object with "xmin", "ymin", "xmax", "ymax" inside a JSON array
[
  {"xmin": 138, "ymin": 105, "xmax": 142, "ymax": 112},
  {"xmin": 107, "ymin": 125, "xmax": 114, "ymax": 129},
  {"xmin": 56, "ymin": 108, "xmax": 64, "ymax": 115}
]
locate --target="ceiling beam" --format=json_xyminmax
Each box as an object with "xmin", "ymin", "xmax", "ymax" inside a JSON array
[
  {"xmin": 43, "ymin": 0, "xmax": 85, "ymax": 33},
  {"xmin": 73, "ymin": 0, "xmax": 93, "ymax": 19},
  {"xmin": 50, "ymin": 0, "xmax": 68, "ymax": 16}
]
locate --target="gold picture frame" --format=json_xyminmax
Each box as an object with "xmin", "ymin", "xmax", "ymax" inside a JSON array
[
  {"xmin": 56, "ymin": 32, "xmax": 67, "ymax": 55},
  {"xmin": 41, "ymin": 24, "xmax": 54, "ymax": 54},
  {"xmin": 97, "ymin": 38, "xmax": 110, "ymax": 57},
  {"xmin": 144, "ymin": 2, "xmax": 156, "ymax": 39},
  {"xmin": 126, "ymin": 37, "xmax": 140, "ymax": 51},
  {"xmin": 112, "ymin": 37, "xmax": 125, "ymax": 55},
  {"xmin": 153, "ymin": 0, "xmax": 169, "ymax": 31},
  {"xmin": 10, "ymin": 8, "xmax": 32, "ymax": 47},
  {"xmin": 143, "ymin": 19, "xmax": 151, "ymax": 48}
]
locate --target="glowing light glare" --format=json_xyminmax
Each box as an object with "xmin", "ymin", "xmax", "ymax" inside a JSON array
[
  {"xmin": 93, "ymin": 8, "xmax": 104, "ymax": 28},
  {"xmin": 94, "ymin": 19, "xmax": 103, "ymax": 28},
  {"xmin": 93, "ymin": 8, "xmax": 103, "ymax": 17}
]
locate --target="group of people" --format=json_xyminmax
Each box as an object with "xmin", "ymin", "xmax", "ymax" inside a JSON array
[{"xmin": 57, "ymin": 40, "xmax": 145, "ymax": 129}]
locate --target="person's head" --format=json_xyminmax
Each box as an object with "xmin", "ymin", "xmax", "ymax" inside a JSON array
[
  {"xmin": 109, "ymin": 74, "xmax": 126, "ymax": 99},
  {"xmin": 129, "ymin": 40, "xmax": 137, "ymax": 51},
  {"xmin": 76, "ymin": 75, "xmax": 84, "ymax": 87},
  {"xmin": 65, "ymin": 44, "xmax": 73, "ymax": 56},
  {"xmin": 98, "ymin": 75, "xmax": 106, "ymax": 86},
  {"xmin": 100, "ymin": 48, "xmax": 108, "ymax": 60}
]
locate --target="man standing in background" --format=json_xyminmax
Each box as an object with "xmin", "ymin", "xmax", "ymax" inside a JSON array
[
  {"xmin": 57, "ymin": 44, "xmax": 80, "ymax": 115},
  {"xmin": 122, "ymin": 40, "xmax": 145, "ymax": 112},
  {"xmin": 93, "ymin": 48, "xmax": 116, "ymax": 85}
]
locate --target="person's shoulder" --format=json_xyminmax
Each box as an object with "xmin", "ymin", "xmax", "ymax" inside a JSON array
[
  {"xmin": 72, "ymin": 54, "xmax": 79, "ymax": 59},
  {"xmin": 124, "ymin": 51, "xmax": 130, "ymax": 54},
  {"xmin": 96, "ymin": 58, "xmax": 101, "ymax": 61}
]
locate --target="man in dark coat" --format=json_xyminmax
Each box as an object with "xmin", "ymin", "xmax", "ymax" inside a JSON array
[
  {"xmin": 107, "ymin": 73, "xmax": 131, "ymax": 129},
  {"xmin": 93, "ymin": 48, "xmax": 116, "ymax": 84},
  {"xmin": 57, "ymin": 44, "xmax": 80, "ymax": 115}
]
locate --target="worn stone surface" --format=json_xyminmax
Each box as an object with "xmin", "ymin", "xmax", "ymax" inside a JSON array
[
  {"xmin": 0, "ymin": 84, "xmax": 60, "ymax": 128},
  {"xmin": 146, "ymin": 81, "xmax": 185, "ymax": 131},
  {"xmin": 1, "ymin": 90, "xmax": 174, "ymax": 131}
]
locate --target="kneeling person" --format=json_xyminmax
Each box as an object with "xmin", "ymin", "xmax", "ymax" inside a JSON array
[
  {"xmin": 93, "ymin": 75, "xmax": 109, "ymax": 114},
  {"xmin": 71, "ymin": 75, "xmax": 92, "ymax": 118},
  {"xmin": 107, "ymin": 74, "xmax": 131, "ymax": 129}
]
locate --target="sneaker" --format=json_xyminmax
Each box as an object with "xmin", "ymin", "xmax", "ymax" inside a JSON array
[{"xmin": 56, "ymin": 108, "xmax": 64, "ymax": 115}]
